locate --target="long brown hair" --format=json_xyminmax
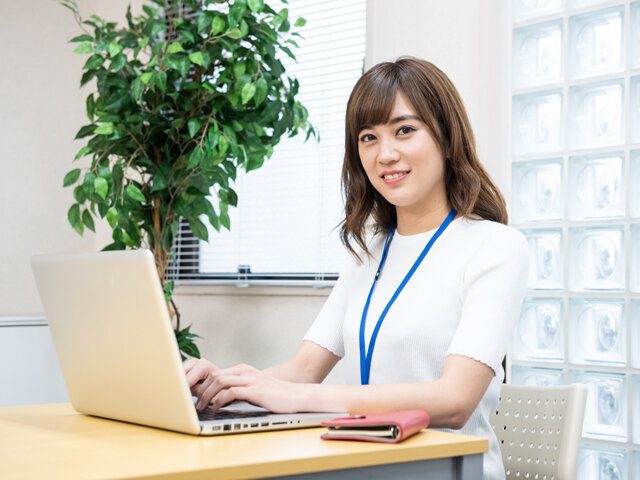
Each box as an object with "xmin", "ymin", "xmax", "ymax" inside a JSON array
[{"xmin": 340, "ymin": 57, "xmax": 507, "ymax": 260}]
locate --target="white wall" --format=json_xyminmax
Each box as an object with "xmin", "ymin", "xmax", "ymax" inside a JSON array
[{"xmin": 0, "ymin": 0, "xmax": 510, "ymax": 404}]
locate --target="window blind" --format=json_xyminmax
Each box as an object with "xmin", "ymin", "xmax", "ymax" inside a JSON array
[{"xmin": 168, "ymin": 0, "xmax": 366, "ymax": 286}]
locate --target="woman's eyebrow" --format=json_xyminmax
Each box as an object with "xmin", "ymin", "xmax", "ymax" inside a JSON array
[
  {"xmin": 387, "ymin": 114, "xmax": 421, "ymax": 124},
  {"xmin": 358, "ymin": 115, "xmax": 421, "ymax": 133}
]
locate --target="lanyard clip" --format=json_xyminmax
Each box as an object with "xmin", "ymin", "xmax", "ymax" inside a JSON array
[{"xmin": 375, "ymin": 270, "xmax": 380, "ymax": 280}]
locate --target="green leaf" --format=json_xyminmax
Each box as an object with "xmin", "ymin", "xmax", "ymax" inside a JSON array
[
  {"xmin": 188, "ymin": 117, "xmax": 202, "ymax": 138},
  {"xmin": 140, "ymin": 72, "xmax": 153, "ymax": 84},
  {"xmin": 68, "ymin": 204, "xmax": 84, "ymax": 236},
  {"xmin": 272, "ymin": 7, "xmax": 288, "ymax": 26},
  {"xmin": 94, "ymin": 122, "xmax": 115, "ymax": 135},
  {"xmin": 228, "ymin": 0, "xmax": 247, "ymax": 27},
  {"xmin": 163, "ymin": 280, "xmax": 174, "ymax": 302},
  {"xmin": 280, "ymin": 45, "xmax": 296, "ymax": 60},
  {"xmin": 63, "ymin": 169, "xmax": 81, "ymax": 187},
  {"xmin": 74, "ymin": 146, "xmax": 91, "ymax": 160},
  {"xmin": 131, "ymin": 77, "xmax": 145, "ymax": 101},
  {"xmin": 248, "ymin": 0, "xmax": 264, "ymax": 13},
  {"xmin": 187, "ymin": 147, "xmax": 203, "ymax": 169},
  {"xmin": 294, "ymin": 17, "xmax": 306, "ymax": 27},
  {"xmin": 82, "ymin": 209, "xmax": 96, "ymax": 232},
  {"xmin": 211, "ymin": 16, "xmax": 226, "ymax": 35},
  {"xmin": 254, "ymin": 77, "xmax": 268, "ymax": 106},
  {"xmin": 82, "ymin": 173, "xmax": 96, "ymax": 196},
  {"xmin": 106, "ymin": 207, "xmax": 118, "ymax": 228},
  {"xmin": 107, "ymin": 41, "xmax": 123, "ymax": 58},
  {"xmin": 121, "ymin": 232, "xmax": 135, "ymax": 247},
  {"xmin": 110, "ymin": 53, "xmax": 127, "ymax": 71},
  {"xmin": 227, "ymin": 188, "xmax": 238, "ymax": 207},
  {"xmin": 125, "ymin": 184, "xmax": 146, "ymax": 203},
  {"xmin": 220, "ymin": 208, "xmax": 231, "ymax": 230},
  {"xmin": 218, "ymin": 135, "xmax": 230, "ymax": 155},
  {"xmin": 73, "ymin": 185, "xmax": 87, "ymax": 203},
  {"xmin": 205, "ymin": 129, "xmax": 220, "ymax": 151},
  {"xmin": 233, "ymin": 61, "xmax": 246, "ymax": 77},
  {"xmin": 239, "ymin": 19, "xmax": 249, "ymax": 37},
  {"xmin": 168, "ymin": 55, "xmax": 190, "ymax": 78},
  {"xmin": 73, "ymin": 43, "xmax": 93, "ymax": 54},
  {"xmin": 154, "ymin": 71, "xmax": 167, "ymax": 93},
  {"xmin": 188, "ymin": 217, "xmax": 209, "ymax": 241},
  {"xmin": 150, "ymin": 170, "xmax": 167, "ymax": 193},
  {"xmin": 138, "ymin": 37, "xmax": 150, "ymax": 49},
  {"xmin": 226, "ymin": 27, "xmax": 243, "ymax": 39},
  {"xmin": 94, "ymin": 177, "xmax": 109, "ymax": 199},
  {"xmin": 83, "ymin": 54, "xmax": 105, "ymax": 70},
  {"xmin": 86, "ymin": 94, "xmax": 95, "ymax": 120},
  {"xmin": 75, "ymin": 124, "xmax": 96, "ymax": 139},
  {"xmin": 70, "ymin": 34, "xmax": 94, "ymax": 43},
  {"xmin": 196, "ymin": 11, "xmax": 213, "ymax": 33},
  {"xmin": 166, "ymin": 41, "xmax": 183, "ymax": 54},
  {"xmin": 176, "ymin": 324, "xmax": 202, "ymax": 360},
  {"xmin": 241, "ymin": 82, "xmax": 256, "ymax": 105},
  {"xmin": 188, "ymin": 51, "xmax": 203, "ymax": 66}
]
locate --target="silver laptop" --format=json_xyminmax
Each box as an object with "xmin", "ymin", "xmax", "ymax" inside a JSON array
[{"xmin": 31, "ymin": 249, "xmax": 345, "ymax": 435}]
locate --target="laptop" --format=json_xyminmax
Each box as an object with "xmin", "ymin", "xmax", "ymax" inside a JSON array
[{"xmin": 31, "ymin": 249, "xmax": 345, "ymax": 435}]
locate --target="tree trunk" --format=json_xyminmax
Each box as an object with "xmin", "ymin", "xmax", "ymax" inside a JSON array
[{"xmin": 152, "ymin": 146, "xmax": 180, "ymax": 332}]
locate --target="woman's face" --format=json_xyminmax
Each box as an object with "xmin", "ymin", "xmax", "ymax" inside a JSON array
[{"xmin": 357, "ymin": 91, "xmax": 448, "ymax": 221}]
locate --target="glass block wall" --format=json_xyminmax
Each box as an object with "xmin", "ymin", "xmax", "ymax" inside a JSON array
[{"xmin": 510, "ymin": 1, "xmax": 640, "ymax": 478}]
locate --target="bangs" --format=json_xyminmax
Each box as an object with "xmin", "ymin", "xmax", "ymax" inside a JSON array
[{"xmin": 350, "ymin": 67, "xmax": 401, "ymax": 133}]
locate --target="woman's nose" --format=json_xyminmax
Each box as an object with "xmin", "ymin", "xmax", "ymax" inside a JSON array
[{"xmin": 377, "ymin": 138, "xmax": 400, "ymax": 164}]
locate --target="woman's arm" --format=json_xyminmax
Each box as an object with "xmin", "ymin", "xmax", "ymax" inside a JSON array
[
  {"xmin": 262, "ymin": 340, "xmax": 341, "ymax": 383},
  {"xmin": 186, "ymin": 350, "xmax": 494, "ymax": 429},
  {"xmin": 303, "ymin": 354, "xmax": 494, "ymax": 429},
  {"xmin": 184, "ymin": 340, "xmax": 339, "ymax": 407}
]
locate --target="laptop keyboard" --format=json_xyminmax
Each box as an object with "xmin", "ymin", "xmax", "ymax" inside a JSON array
[{"xmin": 198, "ymin": 408, "xmax": 271, "ymax": 421}]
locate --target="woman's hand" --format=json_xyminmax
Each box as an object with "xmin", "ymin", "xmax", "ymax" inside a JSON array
[
  {"xmin": 186, "ymin": 360, "xmax": 308, "ymax": 413},
  {"xmin": 183, "ymin": 357, "xmax": 219, "ymax": 405}
]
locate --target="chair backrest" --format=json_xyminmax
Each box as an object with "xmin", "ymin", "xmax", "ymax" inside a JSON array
[{"xmin": 490, "ymin": 383, "xmax": 588, "ymax": 480}]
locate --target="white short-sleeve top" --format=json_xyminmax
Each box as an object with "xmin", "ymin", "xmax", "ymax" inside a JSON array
[{"xmin": 304, "ymin": 216, "xmax": 529, "ymax": 480}]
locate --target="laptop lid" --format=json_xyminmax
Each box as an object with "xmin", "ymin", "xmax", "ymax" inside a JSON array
[{"xmin": 31, "ymin": 250, "xmax": 202, "ymax": 434}]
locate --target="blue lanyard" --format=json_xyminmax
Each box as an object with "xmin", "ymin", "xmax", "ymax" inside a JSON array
[{"xmin": 359, "ymin": 208, "xmax": 457, "ymax": 385}]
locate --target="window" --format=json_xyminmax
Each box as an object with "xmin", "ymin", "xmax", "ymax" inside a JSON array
[
  {"xmin": 509, "ymin": 0, "xmax": 640, "ymax": 471},
  {"xmin": 168, "ymin": 0, "xmax": 366, "ymax": 286}
]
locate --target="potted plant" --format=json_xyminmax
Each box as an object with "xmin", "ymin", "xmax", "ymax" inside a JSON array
[{"xmin": 61, "ymin": 0, "xmax": 314, "ymax": 357}]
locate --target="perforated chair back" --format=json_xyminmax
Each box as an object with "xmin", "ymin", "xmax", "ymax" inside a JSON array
[{"xmin": 490, "ymin": 383, "xmax": 588, "ymax": 480}]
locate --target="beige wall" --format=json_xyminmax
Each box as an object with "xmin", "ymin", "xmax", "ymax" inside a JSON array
[
  {"xmin": 2, "ymin": 1, "xmax": 509, "ymax": 382},
  {"xmin": 0, "ymin": 0, "xmax": 144, "ymax": 316},
  {"xmin": 0, "ymin": 0, "xmax": 102, "ymax": 316}
]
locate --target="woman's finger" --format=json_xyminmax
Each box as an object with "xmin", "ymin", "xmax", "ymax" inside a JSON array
[
  {"xmin": 196, "ymin": 374, "xmax": 253, "ymax": 410},
  {"xmin": 185, "ymin": 359, "xmax": 217, "ymax": 388}
]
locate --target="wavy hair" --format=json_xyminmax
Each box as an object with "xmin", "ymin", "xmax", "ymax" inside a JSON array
[{"xmin": 340, "ymin": 57, "xmax": 507, "ymax": 260}]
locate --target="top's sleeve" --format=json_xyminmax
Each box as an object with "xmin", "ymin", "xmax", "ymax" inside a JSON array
[
  {"xmin": 446, "ymin": 226, "xmax": 529, "ymax": 375},
  {"xmin": 302, "ymin": 267, "xmax": 350, "ymax": 358}
]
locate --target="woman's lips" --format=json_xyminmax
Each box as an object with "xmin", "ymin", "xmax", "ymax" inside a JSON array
[{"xmin": 381, "ymin": 171, "xmax": 409, "ymax": 184}]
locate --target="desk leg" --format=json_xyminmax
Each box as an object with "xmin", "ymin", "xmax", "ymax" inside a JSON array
[{"xmin": 270, "ymin": 453, "xmax": 483, "ymax": 480}]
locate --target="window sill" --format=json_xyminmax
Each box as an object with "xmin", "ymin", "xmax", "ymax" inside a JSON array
[{"xmin": 174, "ymin": 282, "xmax": 335, "ymax": 297}]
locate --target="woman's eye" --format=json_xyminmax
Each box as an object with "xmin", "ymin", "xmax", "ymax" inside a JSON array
[
  {"xmin": 397, "ymin": 126, "xmax": 415, "ymax": 135},
  {"xmin": 359, "ymin": 133, "xmax": 375, "ymax": 143}
]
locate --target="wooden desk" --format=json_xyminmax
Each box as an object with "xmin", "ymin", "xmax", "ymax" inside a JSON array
[{"xmin": 0, "ymin": 404, "xmax": 488, "ymax": 480}]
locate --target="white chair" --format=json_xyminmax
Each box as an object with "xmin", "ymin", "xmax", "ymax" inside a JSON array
[{"xmin": 490, "ymin": 383, "xmax": 588, "ymax": 480}]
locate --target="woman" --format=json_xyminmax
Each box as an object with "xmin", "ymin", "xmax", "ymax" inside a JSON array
[{"xmin": 185, "ymin": 57, "xmax": 528, "ymax": 479}]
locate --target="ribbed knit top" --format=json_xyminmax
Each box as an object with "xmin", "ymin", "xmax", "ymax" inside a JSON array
[{"xmin": 304, "ymin": 216, "xmax": 529, "ymax": 480}]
